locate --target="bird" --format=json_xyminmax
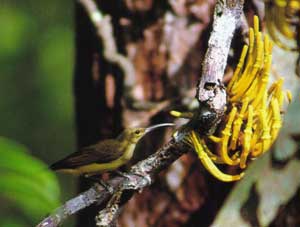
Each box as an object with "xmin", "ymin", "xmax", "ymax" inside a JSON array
[{"xmin": 50, "ymin": 123, "xmax": 175, "ymax": 177}]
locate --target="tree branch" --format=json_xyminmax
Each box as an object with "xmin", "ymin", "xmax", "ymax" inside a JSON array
[
  {"xmin": 195, "ymin": 0, "xmax": 244, "ymax": 135},
  {"xmin": 36, "ymin": 0, "xmax": 244, "ymax": 226},
  {"xmin": 78, "ymin": 0, "xmax": 136, "ymax": 89},
  {"xmin": 37, "ymin": 139, "xmax": 190, "ymax": 227}
]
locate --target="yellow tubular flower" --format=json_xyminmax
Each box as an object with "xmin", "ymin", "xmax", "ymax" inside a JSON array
[
  {"xmin": 187, "ymin": 131, "xmax": 243, "ymax": 182},
  {"xmin": 169, "ymin": 110, "xmax": 193, "ymax": 119},
  {"xmin": 230, "ymin": 98, "xmax": 249, "ymax": 151},
  {"xmin": 270, "ymin": 98, "xmax": 282, "ymax": 140},
  {"xmin": 218, "ymin": 106, "xmax": 240, "ymax": 165},
  {"xmin": 227, "ymin": 45, "xmax": 249, "ymax": 91},
  {"xmin": 230, "ymin": 21, "xmax": 264, "ymax": 101},
  {"xmin": 259, "ymin": 110, "xmax": 272, "ymax": 153},
  {"xmin": 171, "ymin": 15, "xmax": 290, "ymax": 182},
  {"xmin": 265, "ymin": 0, "xmax": 300, "ymax": 51},
  {"xmin": 274, "ymin": 6, "xmax": 295, "ymax": 38},
  {"xmin": 240, "ymin": 105, "xmax": 254, "ymax": 169},
  {"xmin": 286, "ymin": 90, "xmax": 292, "ymax": 103}
]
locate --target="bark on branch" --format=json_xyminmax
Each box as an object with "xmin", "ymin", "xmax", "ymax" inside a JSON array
[
  {"xmin": 37, "ymin": 140, "xmax": 190, "ymax": 227},
  {"xmin": 195, "ymin": 0, "xmax": 244, "ymax": 135},
  {"xmin": 36, "ymin": 0, "xmax": 244, "ymax": 226}
]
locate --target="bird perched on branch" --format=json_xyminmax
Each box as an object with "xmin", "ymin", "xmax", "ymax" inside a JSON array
[{"xmin": 50, "ymin": 123, "xmax": 175, "ymax": 177}]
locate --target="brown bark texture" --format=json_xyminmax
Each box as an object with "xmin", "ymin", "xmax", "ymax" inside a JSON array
[{"xmin": 74, "ymin": 0, "xmax": 234, "ymax": 226}]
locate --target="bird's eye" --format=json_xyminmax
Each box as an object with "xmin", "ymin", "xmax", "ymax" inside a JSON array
[{"xmin": 135, "ymin": 130, "xmax": 140, "ymax": 134}]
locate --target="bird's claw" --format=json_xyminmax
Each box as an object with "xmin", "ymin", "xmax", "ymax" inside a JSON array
[
  {"xmin": 114, "ymin": 170, "xmax": 131, "ymax": 179},
  {"xmin": 98, "ymin": 179, "xmax": 114, "ymax": 194}
]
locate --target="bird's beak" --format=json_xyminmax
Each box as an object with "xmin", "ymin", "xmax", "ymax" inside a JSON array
[{"xmin": 145, "ymin": 123, "xmax": 175, "ymax": 134}]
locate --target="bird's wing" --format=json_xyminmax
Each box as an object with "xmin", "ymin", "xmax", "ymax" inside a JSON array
[{"xmin": 50, "ymin": 140, "xmax": 123, "ymax": 170}]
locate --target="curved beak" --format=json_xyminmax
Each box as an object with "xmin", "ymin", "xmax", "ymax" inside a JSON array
[{"xmin": 145, "ymin": 123, "xmax": 175, "ymax": 134}]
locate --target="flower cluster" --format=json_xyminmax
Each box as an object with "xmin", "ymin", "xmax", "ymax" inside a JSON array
[{"xmin": 172, "ymin": 16, "xmax": 291, "ymax": 182}]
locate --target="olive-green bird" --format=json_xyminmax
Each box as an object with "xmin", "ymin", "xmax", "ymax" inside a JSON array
[{"xmin": 50, "ymin": 123, "xmax": 174, "ymax": 177}]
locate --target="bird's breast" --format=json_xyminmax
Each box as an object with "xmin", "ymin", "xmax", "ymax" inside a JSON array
[{"xmin": 121, "ymin": 144, "xmax": 136, "ymax": 162}]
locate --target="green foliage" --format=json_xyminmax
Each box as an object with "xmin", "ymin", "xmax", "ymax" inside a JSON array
[
  {"xmin": 0, "ymin": 1, "xmax": 75, "ymax": 225},
  {"xmin": 0, "ymin": 137, "xmax": 60, "ymax": 225},
  {"xmin": 0, "ymin": 218, "xmax": 27, "ymax": 227},
  {"xmin": 0, "ymin": 7, "xmax": 33, "ymax": 59},
  {"xmin": 0, "ymin": 0, "xmax": 75, "ymax": 162}
]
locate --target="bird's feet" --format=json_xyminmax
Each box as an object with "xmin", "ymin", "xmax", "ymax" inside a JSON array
[
  {"xmin": 114, "ymin": 170, "xmax": 146, "ymax": 180},
  {"xmin": 84, "ymin": 174, "xmax": 114, "ymax": 194},
  {"xmin": 98, "ymin": 179, "xmax": 114, "ymax": 194},
  {"xmin": 113, "ymin": 170, "xmax": 152, "ymax": 191},
  {"xmin": 113, "ymin": 170, "xmax": 132, "ymax": 179}
]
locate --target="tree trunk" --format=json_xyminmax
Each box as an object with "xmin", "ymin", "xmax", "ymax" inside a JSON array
[
  {"xmin": 74, "ymin": 2, "xmax": 123, "ymax": 226},
  {"xmin": 73, "ymin": 0, "xmax": 231, "ymax": 226}
]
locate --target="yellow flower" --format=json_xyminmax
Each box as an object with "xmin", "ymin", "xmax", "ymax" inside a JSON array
[
  {"xmin": 172, "ymin": 16, "xmax": 291, "ymax": 182},
  {"xmin": 265, "ymin": 0, "xmax": 300, "ymax": 51}
]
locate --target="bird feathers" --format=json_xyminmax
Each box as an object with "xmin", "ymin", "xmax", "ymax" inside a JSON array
[{"xmin": 50, "ymin": 139, "xmax": 126, "ymax": 171}]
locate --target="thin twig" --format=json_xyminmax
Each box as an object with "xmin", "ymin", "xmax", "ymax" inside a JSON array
[
  {"xmin": 78, "ymin": 0, "xmax": 136, "ymax": 95},
  {"xmin": 36, "ymin": 139, "xmax": 189, "ymax": 227}
]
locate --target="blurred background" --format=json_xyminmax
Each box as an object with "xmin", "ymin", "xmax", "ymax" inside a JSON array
[{"xmin": 0, "ymin": 0, "xmax": 76, "ymax": 226}]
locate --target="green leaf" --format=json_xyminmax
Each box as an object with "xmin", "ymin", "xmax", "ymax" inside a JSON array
[
  {"xmin": 0, "ymin": 217, "xmax": 27, "ymax": 227},
  {"xmin": 0, "ymin": 6, "xmax": 34, "ymax": 58},
  {"xmin": 0, "ymin": 137, "xmax": 60, "ymax": 223}
]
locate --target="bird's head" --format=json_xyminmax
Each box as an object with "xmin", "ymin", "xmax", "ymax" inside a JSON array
[{"xmin": 119, "ymin": 123, "xmax": 175, "ymax": 144}]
